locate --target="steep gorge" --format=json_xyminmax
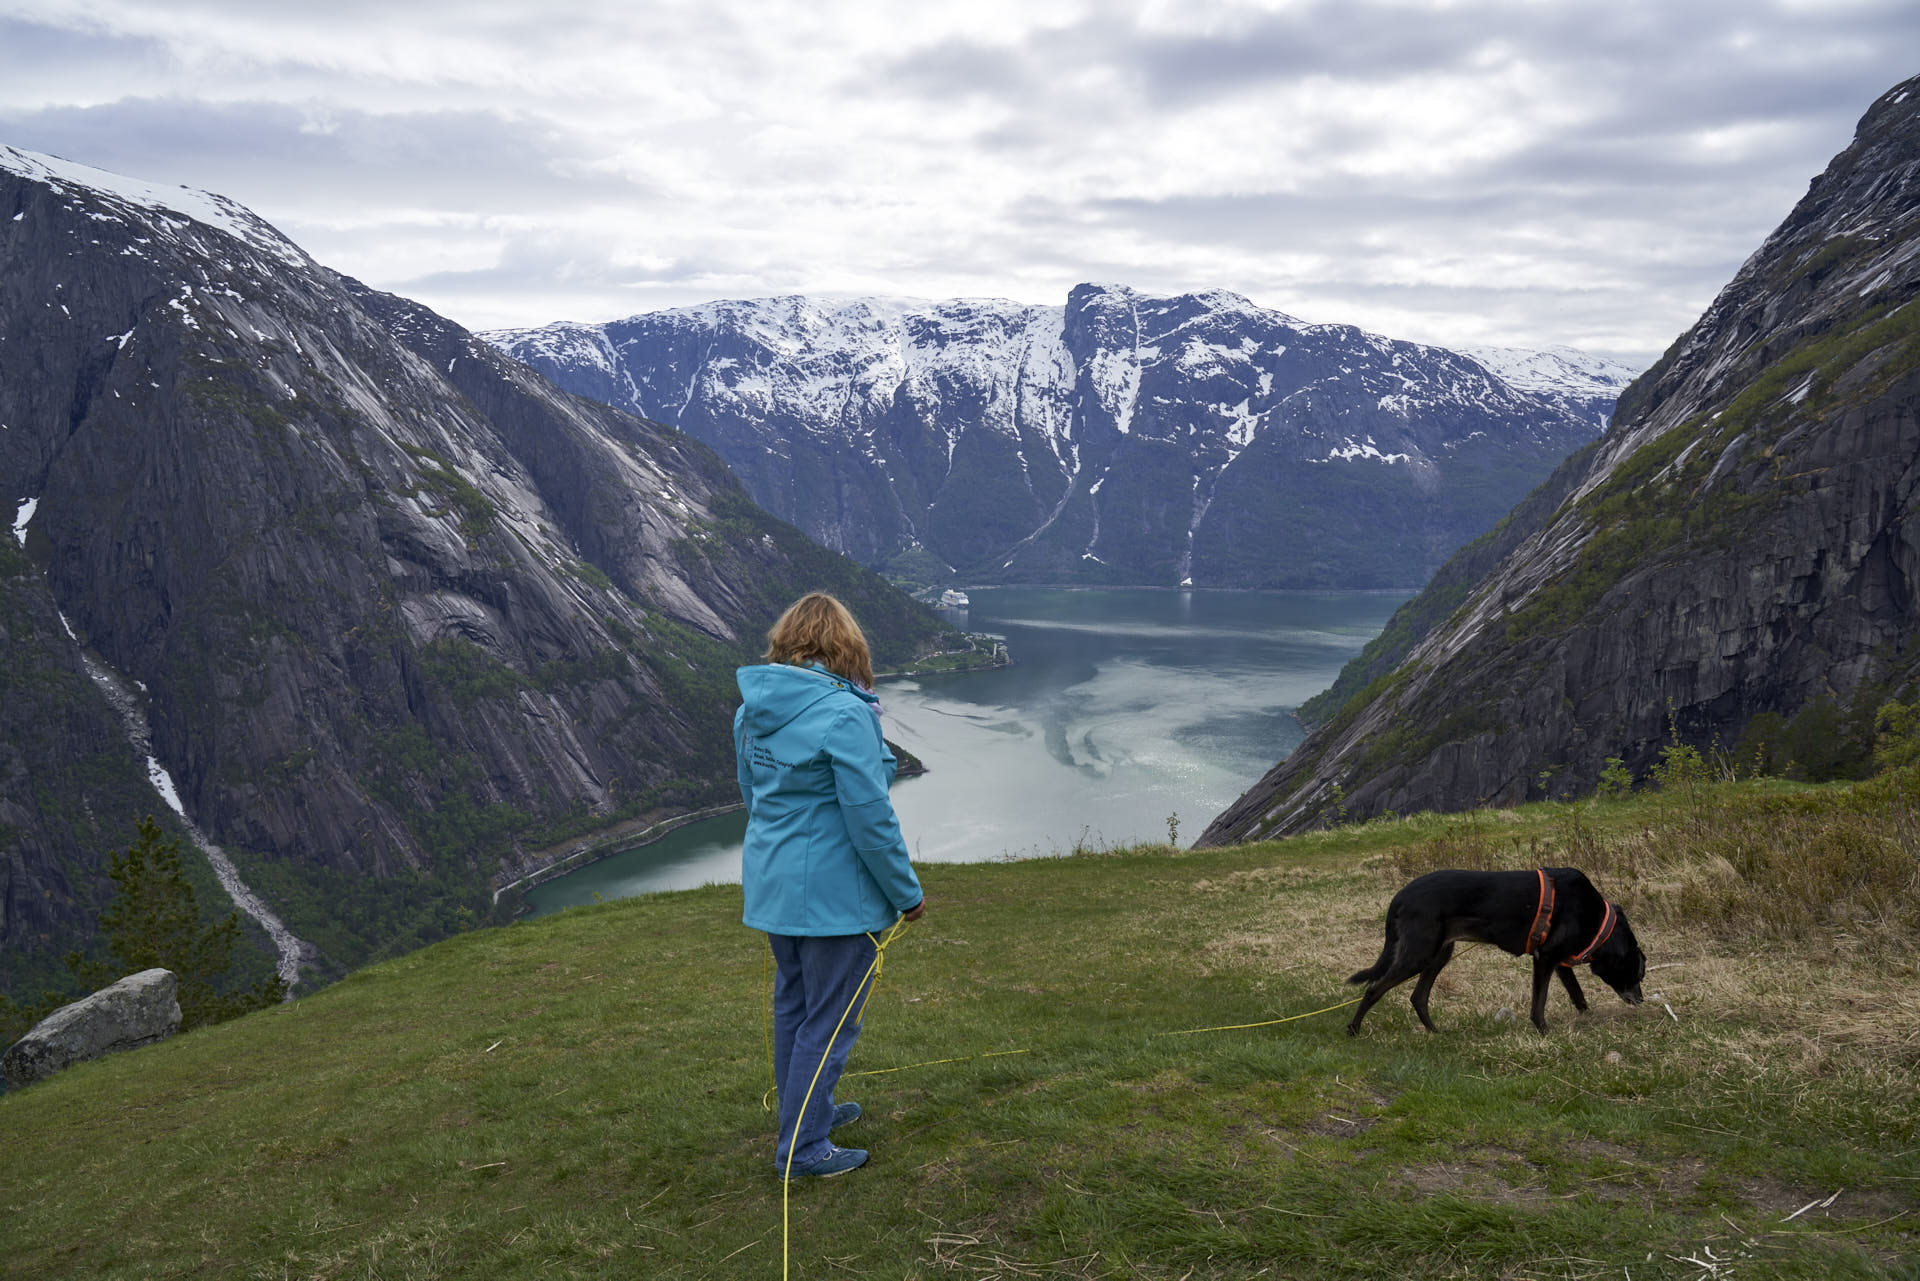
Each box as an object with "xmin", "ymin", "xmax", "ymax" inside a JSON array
[{"xmin": 487, "ymin": 288, "xmax": 1634, "ymax": 589}]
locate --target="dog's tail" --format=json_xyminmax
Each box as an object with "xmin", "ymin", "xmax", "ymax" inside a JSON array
[{"xmin": 1347, "ymin": 914, "xmax": 1398, "ymax": 986}]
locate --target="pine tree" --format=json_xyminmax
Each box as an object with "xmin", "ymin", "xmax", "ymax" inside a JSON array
[{"xmin": 68, "ymin": 816, "xmax": 285, "ymax": 1028}]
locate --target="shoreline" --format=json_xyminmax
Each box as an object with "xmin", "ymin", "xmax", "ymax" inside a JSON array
[
  {"xmin": 948, "ymin": 584, "xmax": 1421, "ymax": 597},
  {"xmin": 874, "ymin": 632, "xmax": 1012, "ymax": 682},
  {"xmin": 492, "ymin": 803, "xmax": 744, "ymax": 907},
  {"xmin": 915, "ymin": 582, "xmax": 1420, "ymax": 598},
  {"xmin": 493, "ymin": 652, "xmax": 1002, "ymax": 910}
]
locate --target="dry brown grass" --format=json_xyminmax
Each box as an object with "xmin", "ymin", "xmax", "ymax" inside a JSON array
[
  {"xmin": 1189, "ymin": 772, "xmax": 1920, "ymax": 1079},
  {"xmin": 1187, "ymin": 862, "xmax": 1383, "ymax": 986},
  {"xmin": 1389, "ymin": 769, "xmax": 1920, "ymax": 952}
]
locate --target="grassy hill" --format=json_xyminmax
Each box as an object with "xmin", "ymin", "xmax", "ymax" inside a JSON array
[{"xmin": 3, "ymin": 774, "xmax": 1916, "ymax": 1279}]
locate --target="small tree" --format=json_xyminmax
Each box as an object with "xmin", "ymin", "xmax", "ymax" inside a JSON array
[
  {"xmin": 1875, "ymin": 699, "xmax": 1920, "ymax": 772},
  {"xmin": 1596, "ymin": 756, "xmax": 1633, "ymax": 801},
  {"xmin": 1651, "ymin": 742, "xmax": 1708, "ymax": 794},
  {"xmin": 1731, "ymin": 711, "xmax": 1789, "ymax": 778},
  {"xmin": 68, "ymin": 816, "xmax": 285, "ymax": 1028}
]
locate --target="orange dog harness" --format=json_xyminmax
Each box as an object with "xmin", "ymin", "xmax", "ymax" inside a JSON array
[
  {"xmin": 1564, "ymin": 899, "xmax": 1618, "ymax": 966},
  {"xmin": 1526, "ymin": 868, "xmax": 1616, "ymax": 966},
  {"xmin": 1524, "ymin": 869, "xmax": 1555, "ymax": 954}
]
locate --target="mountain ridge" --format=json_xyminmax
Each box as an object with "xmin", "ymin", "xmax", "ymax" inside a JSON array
[
  {"xmin": 0, "ymin": 144, "xmax": 950, "ymax": 992},
  {"xmin": 1201, "ymin": 75, "xmax": 1920, "ymax": 844},
  {"xmin": 485, "ymin": 286, "xmax": 1637, "ymax": 590}
]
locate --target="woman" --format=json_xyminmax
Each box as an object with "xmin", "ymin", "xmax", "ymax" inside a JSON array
[{"xmin": 735, "ymin": 592, "xmax": 926, "ymax": 1179}]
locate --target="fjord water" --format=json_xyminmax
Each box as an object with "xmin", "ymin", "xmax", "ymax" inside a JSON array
[{"xmin": 525, "ymin": 588, "xmax": 1411, "ymax": 915}]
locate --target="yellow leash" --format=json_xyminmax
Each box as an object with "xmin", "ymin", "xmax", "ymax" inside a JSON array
[
  {"xmin": 775, "ymin": 914, "xmax": 912, "ymax": 1281},
  {"xmin": 761, "ymin": 916, "xmax": 914, "ymax": 1110},
  {"xmin": 846, "ymin": 1048, "xmax": 1030, "ymax": 1078},
  {"xmin": 763, "ymin": 920, "xmax": 1362, "ymax": 1281},
  {"xmin": 1152, "ymin": 996, "xmax": 1362, "ymax": 1037}
]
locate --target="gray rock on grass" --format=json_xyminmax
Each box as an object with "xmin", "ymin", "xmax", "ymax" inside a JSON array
[{"xmin": 3, "ymin": 968, "xmax": 181, "ymax": 1089}]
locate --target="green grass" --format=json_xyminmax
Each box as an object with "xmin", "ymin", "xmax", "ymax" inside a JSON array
[
  {"xmin": 878, "ymin": 633, "xmax": 1011, "ymax": 678},
  {"xmin": 3, "ymin": 783, "xmax": 1916, "ymax": 1279}
]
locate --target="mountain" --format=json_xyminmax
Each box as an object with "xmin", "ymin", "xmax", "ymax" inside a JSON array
[
  {"xmin": 0, "ymin": 145, "xmax": 952, "ymax": 994},
  {"xmin": 1201, "ymin": 76, "xmax": 1920, "ymax": 844},
  {"xmin": 484, "ymin": 290, "xmax": 1635, "ymax": 589}
]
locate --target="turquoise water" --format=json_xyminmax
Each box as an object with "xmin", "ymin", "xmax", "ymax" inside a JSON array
[{"xmin": 524, "ymin": 587, "xmax": 1410, "ymax": 916}]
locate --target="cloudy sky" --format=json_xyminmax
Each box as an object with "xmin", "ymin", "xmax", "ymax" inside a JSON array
[{"xmin": 2, "ymin": 1, "xmax": 1914, "ymax": 366}]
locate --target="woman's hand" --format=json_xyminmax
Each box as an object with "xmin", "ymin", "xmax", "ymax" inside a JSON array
[{"xmin": 902, "ymin": 900, "xmax": 927, "ymax": 922}]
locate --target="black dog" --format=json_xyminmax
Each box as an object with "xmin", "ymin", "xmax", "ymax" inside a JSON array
[{"xmin": 1346, "ymin": 867, "xmax": 1646, "ymax": 1035}]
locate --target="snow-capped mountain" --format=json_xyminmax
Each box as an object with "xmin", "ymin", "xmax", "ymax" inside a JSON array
[
  {"xmin": 486, "ymin": 287, "xmax": 1639, "ymax": 588},
  {"xmin": 0, "ymin": 144, "xmax": 946, "ymax": 989},
  {"xmin": 1454, "ymin": 344, "xmax": 1635, "ymax": 425}
]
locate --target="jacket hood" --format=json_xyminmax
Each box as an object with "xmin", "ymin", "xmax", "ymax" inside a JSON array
[{"xmin": 735, "ymin": 663, "xmax": 875, "ymax": 735}]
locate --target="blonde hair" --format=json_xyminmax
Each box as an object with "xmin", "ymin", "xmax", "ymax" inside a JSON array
[{"xmin": 765, "ymin": 592, "xmax": 874, "ymax": 689}]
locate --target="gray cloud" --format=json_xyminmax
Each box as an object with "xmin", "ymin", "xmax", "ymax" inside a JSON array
[
  {"xmin": 881, "ymin": 39, "xmax": 1041, "ymax": 104},
  {"xmin": 1013, "ymin": 1, "xmax": 1916, "ymax": 114},
  {"xmin": 0, "ymin": 95, "xmax": 643, "ymax": 217},
  {"xmin": 3, "ymin": 3, "xmax": 1916, "ymax": 366}
]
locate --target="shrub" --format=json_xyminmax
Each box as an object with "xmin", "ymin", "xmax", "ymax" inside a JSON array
[
  {"xmin": 1875, "ymin": 699, "xmax": 1920, "ymax": 771},
  {"xmin": 1731, "ymin": 711, "xmax": 1789, "ymax": 778},
  {"xmin": 1651, "ymin": 742, "xmax": 1709, "ymax": 795},
  {"xmin": 1596, "ymin": 756, "xmax": 1633, "ymax": 800},
  {"xmin": 1781, "ymin": 695, "xmax": 1867, "ymax": 781}
]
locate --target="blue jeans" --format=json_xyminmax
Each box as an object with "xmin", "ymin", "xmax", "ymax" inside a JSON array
[{"xmin": 768, "ymin": 932, "xmax": 878, "ymax": 1169}]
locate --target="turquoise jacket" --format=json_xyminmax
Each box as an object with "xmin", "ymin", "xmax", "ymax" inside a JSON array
[{"xmin": 734, "ymin": 663, "xmax": 923, "ymax": 936}]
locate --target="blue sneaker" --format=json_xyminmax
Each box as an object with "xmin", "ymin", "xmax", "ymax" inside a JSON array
[
  {"xmin": 783, "ymin": 1146, "xmax": 868, "ymax": 1179},
  {"xmin": 831, "ymin": 1100, "xmax": 861, "ymax": 1130}
]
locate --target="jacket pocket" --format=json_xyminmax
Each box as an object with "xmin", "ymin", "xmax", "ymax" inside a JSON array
[{"xmin": 856, "ymin": 868, "xmax": 886, "ymax": 924}]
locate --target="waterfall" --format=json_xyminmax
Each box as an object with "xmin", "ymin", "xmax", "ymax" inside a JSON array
[{"xmin": 59, "ymin": 609, "xmax": 316, "ymax": 993}]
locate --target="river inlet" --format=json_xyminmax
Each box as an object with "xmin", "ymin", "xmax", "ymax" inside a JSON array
[{"xmin": 525, "ymin": 587, "xmax": 1411, "ymax": 915}]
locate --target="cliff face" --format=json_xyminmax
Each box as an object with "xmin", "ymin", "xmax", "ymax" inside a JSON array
[
  {"xmin": 1203, "ymin": 77, "xmax": 1920, "ymax": 844},
  {"xmin": 486, "ymin": 288, "xmax": 1633, "ymax": 589},
  {"xmin": 0, "ymin": 146, "xmax": 949, "ymax": 986}
]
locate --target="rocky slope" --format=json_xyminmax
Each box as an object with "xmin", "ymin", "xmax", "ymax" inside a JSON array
[
  {"xmin": 486, "ymin": 290, "xmax": 1634, "ymax": 589},
  {"xmin": 0, "ymin": 146, "xmax": 950, "ymax": 991},
  {"xmin": 1202, "ymin": 77, "xmax": 1920, "ymax": 843}
]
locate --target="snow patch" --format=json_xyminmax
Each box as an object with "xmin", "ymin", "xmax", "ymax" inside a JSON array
[
  {"xmin": 146, "ymin": 756, "xmax": 188, "ymax": 820},
  {"xmin": 1457, "ymin": 344, "xmax": 1640, "ymax": 399},
  {"xmin": 13, "ymin": 496, "xmax": 37, "ymax": 545},
  {"xmin": 1086, "ymin": 344, "xmax": 1142, "ymax": 435},
  {"xmin": 1174, "ymin": 337, "xmax": 1244, "ymax": 378},
  {"xmin": 0, "ymin": 145, "xmax": 308, "ymax": 269},
  {"xmin": 1316, "ymin": 437, "xmax": 1410, "ymax": 465},
  {"xmin": 1220, "ymin": 400, "xmax": 1263, "ymax": 458}
]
